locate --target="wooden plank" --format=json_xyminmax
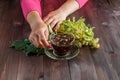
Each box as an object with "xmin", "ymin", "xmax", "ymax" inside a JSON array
[
  {"xmin": 69, "ymin": 47, "xmax": 98, "ymax": 80},
  {"xmin": 85, "ymin": 0, "xmax": 120, "ymax": 80},
  {"xmin": 0, "ymin": 1, "xmax": 23, "ymax": 80},
  {"xmin": 43, "ymin": 56, "xmax": 71, "ymax": 80},
  {"xmin": 104, "ymin": 0, "xmax": 120, "ymax": 79},
  {"xmin": 16, "ymin": 56, "xmax": 44, "ymax": 80}
]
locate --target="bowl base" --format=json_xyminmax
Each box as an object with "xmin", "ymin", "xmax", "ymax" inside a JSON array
[
  {"xmin": 53, "ymin": 50, "xmax": 71, "ymax": 57},
  {"xmin": 44, "ymin": 45, "xmax": 80, "ymax": 60}
]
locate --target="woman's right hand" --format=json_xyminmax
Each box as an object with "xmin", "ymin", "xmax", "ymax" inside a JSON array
[
  {"xmin": 27, "ymin": 11, "xmax": 50, "ymax": 48},
  {"xmin": 29, "ymin": 21, "xmax": 50, "ymax": 48}
]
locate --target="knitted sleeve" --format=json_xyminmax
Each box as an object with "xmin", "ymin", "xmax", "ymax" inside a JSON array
[
  {"xmin": 20, "ymin": 0, "xmax": 42, "ymax": 19},
  {"xmin": 76, "ymin": 0, "xmax": 88, "ymax": 8}
]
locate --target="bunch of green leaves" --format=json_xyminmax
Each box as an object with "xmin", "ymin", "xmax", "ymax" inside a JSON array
[
  {"xmin": 10, "ymin": 38, "xmax": 44, "ymax": 56},
  {"xmin": 56, "ymin": 17, "xmax": 100, "ymax": 48}
]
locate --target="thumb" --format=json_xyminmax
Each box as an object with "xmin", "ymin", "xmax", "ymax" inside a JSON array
[{"xmin": 53, "ymin": 20, "xmax": 62, "ymax": 31}]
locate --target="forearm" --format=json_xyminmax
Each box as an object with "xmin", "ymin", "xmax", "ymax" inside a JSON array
[
  {"xmin": 57, "ymin": 0, "xmax": 79, "ymax": 16},
  {"xmin": 56, "ymin": 0, "xmax": 88, "ymax": 16},
  {"xmin": 27, "ymin": 11, "xmax": 43, "ymax": 30}
]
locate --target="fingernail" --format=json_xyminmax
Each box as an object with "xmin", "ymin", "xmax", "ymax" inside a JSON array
[{"xmin": 47, "ymin": 45, "xmax": 51, "ymax": 48}]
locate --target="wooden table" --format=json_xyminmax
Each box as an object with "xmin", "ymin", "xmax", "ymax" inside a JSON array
[{"xmin": 0, "ymin": 0, "xmax": 120, "ymax": 80}]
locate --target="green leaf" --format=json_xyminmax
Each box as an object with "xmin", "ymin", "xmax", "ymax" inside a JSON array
[
  {"xmin": 11, "ymin": 38, "xmax": 45, "ymax": 56},
  {"xmin": 24, "ymin": 44, "xmax": 45, "ymax": 56},
  {"xmin": 11, "ymin": 40, "xmax": 26, "ymax": 50},
  {"xmin": 24, "ymin": 38, "xmax": 31, "ymax": 45}
]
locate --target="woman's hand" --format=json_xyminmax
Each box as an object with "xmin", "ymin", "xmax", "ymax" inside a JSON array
[
  {"xmin": 27, "ymin": 11, "xmax": 50, "ymax": 48},
  {"xmin": 29, "ymin": 21, "xmax": 50, "ymax": 48},
  {"xmin": 43, "ymin": 10, "xmax": 67, "ymax": 30},
  {"xmin": 43, "ymin": 0, "xmax": 80, "ymax": 30}
]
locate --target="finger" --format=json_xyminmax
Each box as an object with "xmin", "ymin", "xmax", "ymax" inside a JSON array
[
  {"xmin": 50, "ymin": 19, "xmax": 58, "ymax": 28},
  {"xmin": 29, "ymin": 36, "xmax": 39, "ymax": 47},
  {"xmin": 33, "ymin": 38, "xmax": 39, "ymax": 47},
  {"xmin": 45, "ymin": 17, "xmax": 54, "ymax": 25},
  {"xmin": 38, "ymin": 31, "xmax": 50, "ymax": 48},
  {"xmin": 38, "ymin": 41, "xmax": 45, "ymax": 48},
  {"xmin": 35, "ymin": 33, "xmax": 45, "ymax": 48},
  {"xmin": 53, "ymin": 20, "xmax": 62, "ymax": 31},
  {"xmin": 44, "ymin": 30, "xmax": 49, "ymax": 40},
  {"xmin": 43, "ymin": 16, "xmax": 49, "ymax": 22}
]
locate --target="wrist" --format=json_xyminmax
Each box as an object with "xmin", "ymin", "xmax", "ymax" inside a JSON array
[
  {"xmin": 57, "ymin": 0, "xmax": 79, "ymax": 16},
  {"xmin": 56, "ymin": 9, "xmax": 69, "ymax": 17},
  {"xmin": 30, "ymin": 20, "xmax": 43, "ymax": 31},
  {"xmin": 26, "ymin": 11, "xmax": 43, "ymax": 30}
]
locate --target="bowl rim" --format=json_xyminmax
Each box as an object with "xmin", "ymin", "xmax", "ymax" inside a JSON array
[{"xmin": 50, "ymin": 33, "xmax": 75, "ymax": 47}]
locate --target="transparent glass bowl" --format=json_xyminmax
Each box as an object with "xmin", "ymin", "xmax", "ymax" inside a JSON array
[{"xmin": 50, "ymin": 33, "xmax": 75, "ymax": 57}]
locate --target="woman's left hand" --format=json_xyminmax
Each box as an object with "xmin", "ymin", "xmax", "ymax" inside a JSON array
[{"xmin": 43, "ymin": 10, "xmax": 67, "ymax": 30}]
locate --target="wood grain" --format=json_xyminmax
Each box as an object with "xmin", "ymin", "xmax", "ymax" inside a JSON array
[{"xmin": 0, "ymin": 0, "xmax": 120, "ymax": 80}]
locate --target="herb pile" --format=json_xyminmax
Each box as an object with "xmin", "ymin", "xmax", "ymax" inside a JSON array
[
  {"xmin": 10, "ymin": 38, "xmax": 44, "ymax": 56},
  {"xmin": 56, "ymin": 17, "xmax": 100, "ymax": 48}
]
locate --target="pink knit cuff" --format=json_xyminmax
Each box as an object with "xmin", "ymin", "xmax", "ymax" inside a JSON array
[
  {"xmin": 20, "ymin": 0, "xmax": 42, "ymax": 20},
  {"xmin": 76, "ymin": 0, "xmax": 88, "ymax": 8}
]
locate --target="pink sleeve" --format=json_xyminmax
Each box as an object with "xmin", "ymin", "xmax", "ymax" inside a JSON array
[
  {"xmin": 76, "ymin": 0, "xmax": 88, "ymax": 8},
  {"xmin": 20, "ymin": 0, "xmax": 42, "ymax": 19}
]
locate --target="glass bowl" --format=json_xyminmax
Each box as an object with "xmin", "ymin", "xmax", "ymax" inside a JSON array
[{"xmin": 50, "ymin": 33, "xmax": 75, "ymax": 57}]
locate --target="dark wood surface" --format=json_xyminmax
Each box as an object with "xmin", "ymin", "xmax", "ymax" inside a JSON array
[{"xmin": 0, "ymin": 0, "xmax": 120, "ymax": 80}]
